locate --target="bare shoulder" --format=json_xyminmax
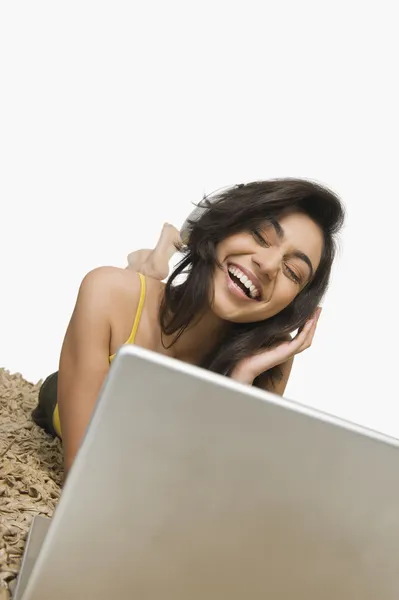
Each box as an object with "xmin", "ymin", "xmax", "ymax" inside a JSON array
[
  {"xmin": 79, "ymin": 267, "xmax": 164, "ymax": 351},
  {"xmin": 78, "ymin": 266, "xmax": 146, "ymax": 309},
  {"xmin": 73, "ymin": 267, "xmax": 143, "ymax": 325},
  {"xmin": 80, "ymin": 266, "xmax": 141, "ymax": 295}
]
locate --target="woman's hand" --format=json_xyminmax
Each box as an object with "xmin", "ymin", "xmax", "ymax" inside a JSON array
[{"xmin": 231, "ymin": 307, "xmax": 322, "ymax": 385}]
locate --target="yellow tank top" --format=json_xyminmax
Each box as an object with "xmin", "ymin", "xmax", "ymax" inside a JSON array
[{"xmin": 52, "ymin": 272, "xmax": 147, "ymax": 438}]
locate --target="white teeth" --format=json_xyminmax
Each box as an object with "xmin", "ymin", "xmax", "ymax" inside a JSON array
[{"xmin": 228, "ymin": 265, "xmax": 260, "ymax": 299}]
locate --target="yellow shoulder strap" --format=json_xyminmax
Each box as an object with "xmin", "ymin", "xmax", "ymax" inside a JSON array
[
  {"xmin": 125, "ymin": 272, "xmax": 146, "ymax": 345},
  {"xmin": 109, "ymin": 272, "xmax": 146, "ymax": 362}
]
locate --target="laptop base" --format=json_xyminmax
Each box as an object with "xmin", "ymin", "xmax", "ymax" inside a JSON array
[{"xmin": 12, "ymin": 516, "xmax": 51, "ymax": 600}]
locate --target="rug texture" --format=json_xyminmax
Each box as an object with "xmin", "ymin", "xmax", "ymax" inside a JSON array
[{"xmin": 0, "ymin": 369, "xmax": 63, "ymax": 598}]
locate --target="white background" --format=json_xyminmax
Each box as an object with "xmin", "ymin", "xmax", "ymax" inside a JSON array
[{"xmin": 0, "ymin": 2, "xmax": 398, "ymax": 435}]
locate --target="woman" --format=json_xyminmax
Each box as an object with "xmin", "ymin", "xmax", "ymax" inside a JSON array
[{"xmin": 33, "ymin": 178, "xmax": 345, "ymax": 475}]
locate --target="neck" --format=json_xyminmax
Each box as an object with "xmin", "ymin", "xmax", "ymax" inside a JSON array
[{"xmin": 163, "ymin": 308, "xmax": 229, "ymax": 365}]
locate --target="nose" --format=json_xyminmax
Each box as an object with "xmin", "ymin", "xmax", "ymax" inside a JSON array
[{"xmin": 252, "ymin": 248, "xmax": 281, "ymax": 282}]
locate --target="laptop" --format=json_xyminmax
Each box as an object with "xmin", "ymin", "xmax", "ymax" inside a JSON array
[{"xmin": 14, "ymin": 345, "xmax": 399, "ymax": 599}]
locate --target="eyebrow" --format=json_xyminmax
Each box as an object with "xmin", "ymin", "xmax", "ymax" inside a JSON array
[{"xmin": 270, "ymin": 218, "xmax": 315, "ymax": 279}]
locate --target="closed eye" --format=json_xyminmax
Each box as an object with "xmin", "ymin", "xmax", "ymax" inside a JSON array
[
  {"xmin": 284, "ymin": 264, "xmax": 302, "ymax": 284},
  {"xmin": 251, "ymin": 229, "xmax": 270, "ymax": 247}
]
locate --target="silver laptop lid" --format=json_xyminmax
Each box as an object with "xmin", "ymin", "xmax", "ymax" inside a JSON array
[{"xmin": 22, "ymin": 345, "xmax": 399, "ymax": 599}]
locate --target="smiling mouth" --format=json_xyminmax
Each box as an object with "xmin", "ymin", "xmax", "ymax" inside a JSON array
[{"xmin": 227, "ymin": 265, "xmax": 261, "ymax": 300}]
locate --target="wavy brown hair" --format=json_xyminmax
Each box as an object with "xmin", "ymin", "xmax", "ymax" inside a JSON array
[{"xmin": 160, "ymin": 178, "xmax": 345, "ymax": 387}]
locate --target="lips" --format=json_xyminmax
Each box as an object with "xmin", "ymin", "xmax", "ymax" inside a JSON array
[{"xmin": 226, "ymin": 263, "xmax": 262, "ymax": 300}]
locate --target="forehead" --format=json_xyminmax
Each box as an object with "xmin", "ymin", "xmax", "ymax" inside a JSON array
[{"xmin": 268, "ymin": 212, "xmax": 324, "ymax": 267}]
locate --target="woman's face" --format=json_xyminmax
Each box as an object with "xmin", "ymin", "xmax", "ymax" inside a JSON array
[{"xmin": 211, "ymin": 211, "xmax": 324, "ymax": 323}]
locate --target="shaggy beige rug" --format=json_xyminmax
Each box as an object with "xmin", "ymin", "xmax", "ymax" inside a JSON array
[{"xmin": 0, "ymin": 369, "xmax": 63, "ymax": 599}]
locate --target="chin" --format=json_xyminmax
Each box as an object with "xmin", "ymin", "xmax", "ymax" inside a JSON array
[
  {"xmin": 212, "ymin": 293, "xmax": 289, "ymax": 325},
  {"xmin": 211, "ymin": 298, "xmax": 268, "ymax": 324}
]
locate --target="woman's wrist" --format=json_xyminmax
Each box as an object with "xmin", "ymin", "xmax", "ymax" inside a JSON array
[{"xmin": 230, "ymin": 365, "xmax": 255, "ymax": 386}]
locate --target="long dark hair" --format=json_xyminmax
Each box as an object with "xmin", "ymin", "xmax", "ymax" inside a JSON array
[{"xmin": 160, "ymin": 178, "xmax": 345, "ymax": 387}]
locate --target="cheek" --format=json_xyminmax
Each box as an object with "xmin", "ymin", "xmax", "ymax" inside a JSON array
[
  {"xmin": 217, "ymin": 243, "xmax": 233, "ymax": 262},
  {"xmin": 216, "ymin": 236, "xmax": 251, "ymax": 261},
  {"xmin": 282, "ymin": 281, "xmax": 300, "ymax": 301},
  {"xmin": 268, "ymin": 280, "xmax": 300, "ymax": 311},
  {"xmin": 215, "ymin": 246, "xmax": 226, "ymax": 266}
]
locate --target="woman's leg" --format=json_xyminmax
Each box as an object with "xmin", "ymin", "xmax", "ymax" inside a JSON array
[
  {"xmin": 127, "ymin": 223, "xmax": 182, "ymax": 280},
  {"xmin": 32, "ymin": 371, "xmax": 60, "ymax": 437},
  {"xmin": 126, "ymin": 249, "xmax": 153, "ymax": 271}
]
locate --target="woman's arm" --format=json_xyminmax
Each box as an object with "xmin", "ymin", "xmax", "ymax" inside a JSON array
[
  {"xmin": 232, "ymin": 322, "xmax": 318, "ymax": 397},
  {"xmin": 58, "ymin": 267, "xmax": 141, "ymax": 475},
  {"xmin": 258, "ymin": 357, "xmax": 294, "ymax": 396}
]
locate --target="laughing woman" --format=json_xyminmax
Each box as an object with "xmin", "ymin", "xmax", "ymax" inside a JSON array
[{"xmin": 33, "ymin": 178, "xmax": 345, "ymax": 475}]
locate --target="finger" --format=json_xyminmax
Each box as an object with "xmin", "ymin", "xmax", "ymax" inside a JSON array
[
  {"xmin": 291, "ymin": 319, "xmax": 314, "ymax": 351},
  {"xmin": 292, "ymin": 311, "xmax": 319, "ymax": 351},
  {"xmin": 307, "ymin": 307, "xmax": 322, "ymax": 344},
  {"xmin": 298, "ymin": 324, "xmax": 316, "ymax": 352},
  {"xmin": 297, "ymin": 308, "xmax": 322, "ymax": 352}
]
